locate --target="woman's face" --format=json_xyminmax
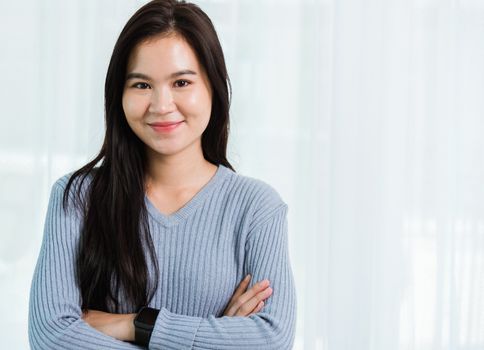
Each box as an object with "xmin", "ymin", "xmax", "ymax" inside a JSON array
[{"xmin": 122, "ymin": 33, "xmax": 213, "ymax": 159}]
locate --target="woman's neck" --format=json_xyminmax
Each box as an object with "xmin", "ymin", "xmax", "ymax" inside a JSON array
[{"xmin": 145, "ymin": 154, "xmax": 217, "ymax": 192}]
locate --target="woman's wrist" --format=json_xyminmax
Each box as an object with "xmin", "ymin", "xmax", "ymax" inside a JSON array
[
  {"xmin": 82, "ymin": 309, "xmax": 136, "ymax": 342},
  {"xmin": 123, "ymin": 313, "xmax": 136, "ymax": 342}
]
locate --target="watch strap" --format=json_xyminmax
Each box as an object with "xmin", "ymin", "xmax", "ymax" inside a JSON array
[
  {"xmin": 134, "ymin": 306, "xmax": 160, "ymax": 346},
  {"xmin": 135, "ymin": 324, "xmax": 153, "ymax": 346}
]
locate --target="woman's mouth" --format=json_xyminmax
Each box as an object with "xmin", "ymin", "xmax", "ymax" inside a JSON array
[{"xmin": 149, "ymin": 121, "xmax": 184, "ymax": 133}]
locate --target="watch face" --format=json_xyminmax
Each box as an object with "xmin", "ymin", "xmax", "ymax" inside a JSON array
[{"xmin": 135, "ymin": 307, "xmax": 160, "ymax": 329}]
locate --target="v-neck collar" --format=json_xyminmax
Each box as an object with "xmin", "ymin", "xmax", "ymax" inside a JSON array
[{"xmin": 144, "ymin": 164, "xmax": 230, "ymax": 228}]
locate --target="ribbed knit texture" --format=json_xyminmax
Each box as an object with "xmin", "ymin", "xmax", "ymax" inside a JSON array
[{"xmin": 28, "ymin": 164, "xmax": 297, "ymax": 349}]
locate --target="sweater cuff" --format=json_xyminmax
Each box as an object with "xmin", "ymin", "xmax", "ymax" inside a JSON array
[{"xmin": 148, "ymin": 307, "xmax": 202, "ymax": 349}]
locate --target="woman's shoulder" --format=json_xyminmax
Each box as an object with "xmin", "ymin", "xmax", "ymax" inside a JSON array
[
  {"xmin": 224, "ymin": 166, "xmax": 288, "ymax": 226},
  {"xmin": 52, "ymin": 168, "xmax": 97, "ymax": 192},
  {"xmin": 49, "ymin": 169, "xmax": 98, "ymax": 212},
  {"xmin": 231, "ymin": 171, "xmax": 285, "ymax": 203}
]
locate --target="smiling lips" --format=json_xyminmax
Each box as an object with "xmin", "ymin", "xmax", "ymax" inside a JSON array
[
  {"xmin": 149, "ymin": 121, "xmax": 184, "ymax": 132},
  {"xmin": 149, "ymin": 121, "xmax": 183, "ymax": 127}
]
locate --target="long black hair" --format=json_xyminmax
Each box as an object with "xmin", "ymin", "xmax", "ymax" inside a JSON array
[{"xmin": 62, "ymin": 0, "xmax": 234, "ymax": 313}]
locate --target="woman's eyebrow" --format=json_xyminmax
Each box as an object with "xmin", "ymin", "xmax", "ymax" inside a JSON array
[{"xmin": 125, "ymin": 70, "xmax": 197, "ymax": 81}]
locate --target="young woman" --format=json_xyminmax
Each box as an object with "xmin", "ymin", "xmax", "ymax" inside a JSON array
[{"xmin": 28, "ymin": 0, "xmax": 296, "ymax": 348}]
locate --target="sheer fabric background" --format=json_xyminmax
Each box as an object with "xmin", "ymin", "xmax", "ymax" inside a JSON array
[{"xmin": 0, "ymin": 0, "xmax": 483, "ymax": 349}]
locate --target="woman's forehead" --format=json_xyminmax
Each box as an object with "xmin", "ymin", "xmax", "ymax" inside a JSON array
[{"xmin": 127, "ymin": 34, "xmax": 200, "ymax": 75}]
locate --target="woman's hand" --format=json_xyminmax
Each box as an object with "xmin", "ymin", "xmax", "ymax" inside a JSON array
[
  {"xmin": 223, "ymin": 275, "xmax": 273, "ymax": 317},
  {"xmin": 82, "ymin": 309, "xmax": 136, "ymax": 342}
]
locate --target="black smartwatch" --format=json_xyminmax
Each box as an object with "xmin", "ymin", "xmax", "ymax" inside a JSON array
[{"xmin": 133, "ymin": 306, "xmax": 160, "ymax": 347}]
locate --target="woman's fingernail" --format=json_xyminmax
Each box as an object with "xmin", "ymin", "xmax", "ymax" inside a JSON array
[{"xmin": 245, "ymin": 274, "xmax": 251, "ymax": 281}]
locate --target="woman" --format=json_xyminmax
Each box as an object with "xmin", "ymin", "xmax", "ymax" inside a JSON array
[{"xmin": 28, "ymin": 0, "xmax": 296, "ymax": 349}]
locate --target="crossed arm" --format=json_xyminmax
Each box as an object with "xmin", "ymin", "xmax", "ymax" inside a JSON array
[
  {"xmin": 29, "ymin": 181, "xmax": 297, "ymax": 349},
  {"xmin": 80, "ymin": 272, "xmax": 273, "ymax": 342}
]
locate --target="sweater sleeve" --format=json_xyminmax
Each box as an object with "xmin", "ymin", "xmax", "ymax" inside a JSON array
[
  {"xmin": 148, "ymin": 203, "xmax": 297, "ymax": 350},
  {"xmin": 28, "ymin": 179, "xmax": 144, "ymax": 350}
]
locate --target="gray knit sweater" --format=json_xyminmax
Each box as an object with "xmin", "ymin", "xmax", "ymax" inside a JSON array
[{"xmin": 28, "ymin": 164, "xmax": 297, "ymax": 349}]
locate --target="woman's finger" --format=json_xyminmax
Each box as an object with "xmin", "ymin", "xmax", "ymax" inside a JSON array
[
  {"xmin": 224, "ymin": 283, "xmax": 272, "ymax": 317},
  {"xmin": 224, "ymin": 275, "xmax": 251, "ymax": 314},
  {"xmin": 223, "ymin": 277, "xmax": 272, "ymax": 317},
  {"xmin": 231, "ymin": 275, "xmax": 251, "ymax": 301},
  {"xmin": 250, "ymin": 300, "xmax": 265, "ymax": 315},
  {"xmin": 234, "ymin": 279, "xmax": 270, "ymax": 306},
  {"xmin": 234, "ymin": 287, "xmax": 272, "ymax": 316}
]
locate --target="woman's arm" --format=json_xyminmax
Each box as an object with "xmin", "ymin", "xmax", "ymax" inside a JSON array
[
  {"xmin": 80, "ymin": 275, "xmax": 274, "ymax": 343},
  {"xmin": 28, "ymin": 179, "xmax": 143, "ymax": 350}
]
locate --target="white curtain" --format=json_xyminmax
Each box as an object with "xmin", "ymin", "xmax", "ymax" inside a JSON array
[{"xmin": 0, "ymin": 0, "xmax": 483, "ymax": 349}]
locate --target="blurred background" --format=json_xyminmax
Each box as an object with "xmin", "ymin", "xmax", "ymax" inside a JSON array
[{"xmin": 1, "ymin": 0, "xmax": 483, "ymax": 349}]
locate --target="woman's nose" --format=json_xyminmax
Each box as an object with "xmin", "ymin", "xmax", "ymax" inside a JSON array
[{"xmin": 148, "ymin": 86, "xmax": 176, "ymax": 114}]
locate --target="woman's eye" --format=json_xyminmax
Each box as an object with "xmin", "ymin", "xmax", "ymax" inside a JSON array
[
  {"xmin": 132, "ymin": 82, "xmax": 150, "ymax": 89},
  {"xmin": 174, "ymin": 80, "xmax": 190, "ymax": 88},
  {"xmin": 130, "ymin": 80, "xmax": 189, "ymax": 89}
]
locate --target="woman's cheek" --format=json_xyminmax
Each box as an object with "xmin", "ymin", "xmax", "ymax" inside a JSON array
[
  {"xmin": 122, "ymin": 97, "xmax": 137, "ymax": 118},
  {"xmin": 123, "ymin": 91, "xmax": 147, "ymax": 117},
  {"xmin": 186, "ymin": 91, "xmax": 211, "ymax": 116}
]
